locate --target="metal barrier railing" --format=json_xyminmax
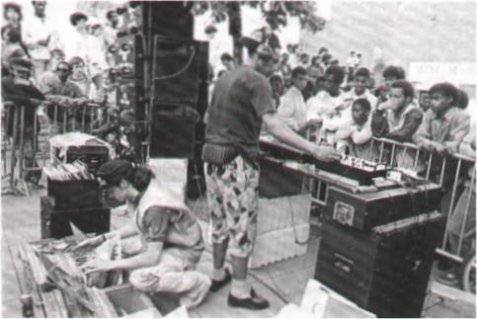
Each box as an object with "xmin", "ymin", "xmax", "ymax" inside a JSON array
[
  {"xmin": 369, "ymin": 137, "xmax": 476, "ymax": 263},
  {"xmin": 306, "ymin": 129, "xmax": 475, "ymax": 263},
  {"xmin": 1, "ymin": 101, "xmax": 111, "ymax": 196}
]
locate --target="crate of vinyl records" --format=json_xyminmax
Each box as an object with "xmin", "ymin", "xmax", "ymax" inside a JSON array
[
  {"xmin": 50, "ymin": 132, "xmax": 111, "ymax": 174},
  {"xmin": 44, "ymin": 161, "xmax": 102, "ymax": 210}
]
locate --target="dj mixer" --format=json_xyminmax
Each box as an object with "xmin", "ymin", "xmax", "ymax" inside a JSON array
[{"xmin": 259, "ymin": 137, "xmax": 388, "ymax": 185}]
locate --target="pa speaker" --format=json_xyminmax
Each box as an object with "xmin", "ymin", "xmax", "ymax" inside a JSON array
[
  {"xmin": 142, "ymin": 1, "xmax": 193, "ymax": 40},
  {"xmin": 149, "ymin": 104, "xmax": 200, "ymax": 158},
  {"xmin": 152, "ymin": 37, "xmax": 208, "ymax": 107}
]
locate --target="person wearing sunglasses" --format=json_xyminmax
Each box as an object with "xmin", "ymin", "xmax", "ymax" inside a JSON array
[
  {"xmin": 38, "ymin": 60, "xmax": 88, "ymax": 134},
  {"xmin": 203, "ymin": 42, "xmax": 340, "ymax": 310}
]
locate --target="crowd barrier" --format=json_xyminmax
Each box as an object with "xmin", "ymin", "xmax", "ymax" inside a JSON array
[
  {"xmin": 1, "ymin": 101, "xmax": 112, "ymax": 196},
  {"xmin": 370, "ymin": 138, "xmax": 475, "ymax": 261}
]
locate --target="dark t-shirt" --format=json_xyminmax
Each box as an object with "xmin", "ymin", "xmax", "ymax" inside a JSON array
[{"xmin": 205, "ymin": 66, "xmax": 276, "ymax": 160}]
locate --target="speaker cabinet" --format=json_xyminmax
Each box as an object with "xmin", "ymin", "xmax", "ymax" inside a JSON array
[
  {"xmin": 152, "ymin": 37, "xmax": 201, "ymax": 105},
  {"xmin": 149, "ymin": 104, "xmax": 200, "ymax": 159},
  {"xmin": 142, "ymin": 1, "xmax": 193, "ymax": 40}
]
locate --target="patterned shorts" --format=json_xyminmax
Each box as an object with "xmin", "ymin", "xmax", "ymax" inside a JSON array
[{"xmin": 204, "ymin": 155, "xmax": 259, "ymax": 258}]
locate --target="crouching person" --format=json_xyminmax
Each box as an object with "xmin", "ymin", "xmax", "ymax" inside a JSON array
[{"xmin": 78, "ymin": 159, "xmax": 211, "ymax": 309}]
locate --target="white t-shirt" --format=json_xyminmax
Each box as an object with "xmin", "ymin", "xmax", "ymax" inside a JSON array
[{"xmin": 277, "ymin": 86, "xmax": 307, "ymax": 131}]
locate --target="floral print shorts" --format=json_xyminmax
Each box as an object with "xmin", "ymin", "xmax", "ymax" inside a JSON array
[{"xmin": 204, "ymin": 155, "xmax": 259, "ymax": 258}]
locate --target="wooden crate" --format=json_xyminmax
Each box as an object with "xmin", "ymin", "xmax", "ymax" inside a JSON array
[
  {"xmin": 102, "ymin": 284, "xmax": 162, "ymax": 317},
  {"xmin": 315, "ymin": 211, "xmax": 445, "ymax": 318}
]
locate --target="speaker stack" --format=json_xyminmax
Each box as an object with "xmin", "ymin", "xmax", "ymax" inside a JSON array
[{"xmin": 137, "ymin": 2, "xmax": 208, "ymax": 198}]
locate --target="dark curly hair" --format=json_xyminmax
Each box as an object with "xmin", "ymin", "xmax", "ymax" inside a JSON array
[
  {"xmin": 3, "ymin": 2, "xmax": 22, "ymax": 21},
  {"xmin": 97, "ymin": 160, "xmax": 153, "ymax": 192}
]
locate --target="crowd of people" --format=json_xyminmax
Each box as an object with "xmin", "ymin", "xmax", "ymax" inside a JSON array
[
  {"xmin": 212, "ymin": 43, "xmax": 473, "ymax": 165},
  {"xmin": 1, "ymin": 3, "xmax": 475, "ymax": 311},
  {"xmin": 1, "ymin": 1, "xmax": 141, "ymax": 175},
  {"xmin": 207, "ymin": 33, "xmax": 476, "ymax": 302}
]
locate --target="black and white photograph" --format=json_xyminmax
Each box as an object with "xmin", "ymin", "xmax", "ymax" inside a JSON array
[{"xmin": 1, "ymin": 0, "xmax": 476, "ymax": 317}]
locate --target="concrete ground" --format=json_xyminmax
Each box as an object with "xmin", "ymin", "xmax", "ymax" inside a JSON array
[{"xmin": 1, "ymin": 188, "xmax": 475, "ymax": 318}]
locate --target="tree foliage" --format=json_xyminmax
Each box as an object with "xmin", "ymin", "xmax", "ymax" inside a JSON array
[{"xmin": 191, "ymin": 1, "xmax": 326, "ymax": 34}]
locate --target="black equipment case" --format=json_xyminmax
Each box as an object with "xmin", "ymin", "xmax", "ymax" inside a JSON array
[
  {"xmin": 323, "ymin": 183, "xmax": 442, "ymax": 231},
  {"xmin": 315, "ymin": 211, "xmax": 445, "ymax": 318},
  {"xmin": 40, "ymin": 196, "xmax": 110, "ymax": 239},
  {"xmin": 47, "ymin": 179, "xmax": 101, "ymax": 210}
]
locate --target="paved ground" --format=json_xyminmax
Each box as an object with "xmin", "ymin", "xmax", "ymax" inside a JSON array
[{"xmin": 1, "ymin": 188, "xmax": 475, "ymax": 318}]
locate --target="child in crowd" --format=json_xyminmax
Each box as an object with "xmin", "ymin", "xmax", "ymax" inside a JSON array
[
  {"xmin": 336, "ymin": 98, "xmax": 372, "ymax": 158},
  {"xmin": 307, "ymin": 65, "xmax": 346, "ymax": 145}
]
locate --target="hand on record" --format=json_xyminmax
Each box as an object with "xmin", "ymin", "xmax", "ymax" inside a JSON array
[
  {"xmin": 80, "ymin": 257, "xmax": 111, "ymax": 274},
  {"xmin": 72, "ymin": 235, "xmax": 104, "ymax": 251},
  {"xmin": 311, "ymin": 144, "xmax": 341, "ymax": 162}
]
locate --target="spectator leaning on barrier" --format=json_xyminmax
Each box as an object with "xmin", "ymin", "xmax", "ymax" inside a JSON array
[
  {"xmin": 336, "ymin": 97, "xmax": 373, "ymax": 158},
  {"xmin": 38, "ymin": 60, "xmax": 87, "ymax": 134},
  {"xmin": 413, "ymin": 82, "xmax": 470, "ymax": 156},
  {"xmin": 372, "ymin": 80, "xmax": 423, "ymax": 143},
  {"xmin": 413, "ymin": 82, "xmax": 471, "ymax": 216},
  {"xmin": 2, "ymin": 57, "xmax": 45, "ymax": 184}
]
